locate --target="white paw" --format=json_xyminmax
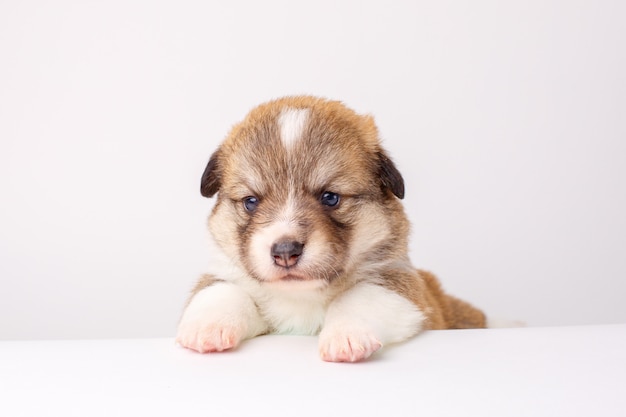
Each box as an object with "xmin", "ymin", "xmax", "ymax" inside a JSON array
[
  {"xmin": 318, "ymin": 327, "xmax": 383, "ymax": 362},
  {"xmin": 317, "ymin": 283, "xmax": 425, "ymax": 362},
  {"xmin": 175, "ymin": 282, "xmax": 267, "ymax": 354},
  {"xmin": 176, "ymin": 322, "xmax": 245, "ymax": 353}
]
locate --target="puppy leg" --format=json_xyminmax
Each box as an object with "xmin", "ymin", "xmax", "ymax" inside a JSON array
[
  {"xmin": 176, "ymin": 281, "xmax": 268, "ymax": 353},
  {"xmin": 319, "ymin": 283, "xmax": 425, "ymax": 362}
]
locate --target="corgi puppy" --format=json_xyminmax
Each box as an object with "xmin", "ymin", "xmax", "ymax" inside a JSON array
[{"xmin": 176, "ymin": 96, "xmax": 486, "ymax": 362}]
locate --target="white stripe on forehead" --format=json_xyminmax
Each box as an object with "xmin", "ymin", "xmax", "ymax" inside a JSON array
[{"xmin": 278, "ymin": 107, "xmax": 310, "ymax": 148}]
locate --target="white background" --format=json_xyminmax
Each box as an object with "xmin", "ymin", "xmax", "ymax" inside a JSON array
[{"xmin": 1, "ymin": 0, "xmax": 624, "ymax": 340}]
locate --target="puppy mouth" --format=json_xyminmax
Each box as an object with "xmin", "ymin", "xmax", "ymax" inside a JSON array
[
  {"xmin": 278, "ymin": 273, "xmax": 309, "ymax": 281},
  {"xmin": 271, "ymin": 267, "xmax": 342, "ymax": 284},
  {"xmin": 265, "ymin": 270, "xmax": 327, "ymax": 284},
  {"xmin": 261, "ymin": 269, "xmax": 331, "ymax": 291}
]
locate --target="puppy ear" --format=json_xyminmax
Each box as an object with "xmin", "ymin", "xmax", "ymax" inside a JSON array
[
  {"xmin": 377, "ymin": 151, "xmax": 405, "ymax": 199},
  {"xmin": 200, "ymin": 149, "xmax": 222, "ymax": 198}
]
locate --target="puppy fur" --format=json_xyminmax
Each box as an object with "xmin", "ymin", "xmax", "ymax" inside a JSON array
[{"xmin": 176, "ymin": 96, "xmax": 486, "ymax": 362}]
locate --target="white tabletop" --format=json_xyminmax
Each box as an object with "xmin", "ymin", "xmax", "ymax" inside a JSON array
[{"xmin": 1, "ymin": 325, "xmax": 625, "ymax": 417}]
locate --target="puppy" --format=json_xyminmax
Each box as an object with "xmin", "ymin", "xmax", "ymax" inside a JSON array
[{"xmin": 176, "ymin": 96, "xmax": 486, "ymax": 362}]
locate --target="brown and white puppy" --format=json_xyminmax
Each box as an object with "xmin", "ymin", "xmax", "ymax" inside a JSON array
[{"xmin": 176, "ymin": 96, "xmax": 486, "ymax": 362}]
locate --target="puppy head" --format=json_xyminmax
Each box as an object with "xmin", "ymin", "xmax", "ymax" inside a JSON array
[{"xmin": 202, "ymin": 96, "xmax": 406, "ymax": 289}]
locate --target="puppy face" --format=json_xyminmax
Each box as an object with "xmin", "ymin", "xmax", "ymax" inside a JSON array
[{"xmin": 202, "ymin": 96, "xmax": 405, "ymax": 289}]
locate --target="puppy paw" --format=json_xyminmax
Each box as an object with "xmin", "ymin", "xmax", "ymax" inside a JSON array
[
  {"xmin": 176, "ymin": 323, "xmax": 244, "ymax": 353},
  {"xmin": 175, "ymin": 283, "xmax": 267, "ymax": 354},
  {"xmin": 318, "ymin": 329, "xmax": 383, "ymax": 363}
]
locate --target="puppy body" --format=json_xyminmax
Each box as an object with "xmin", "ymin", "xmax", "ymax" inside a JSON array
[{"xmin": 177, "ymin": 96, "xmax": 486, "ymax": 362}]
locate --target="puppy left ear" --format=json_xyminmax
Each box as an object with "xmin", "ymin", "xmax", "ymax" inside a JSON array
[
  {"xmin": 377, "ymin": 151, "xmax": 405, "ymax": 199},
  {"xmin": 200, "ymin": 149, "xmax": 222, "ymax": 198}
]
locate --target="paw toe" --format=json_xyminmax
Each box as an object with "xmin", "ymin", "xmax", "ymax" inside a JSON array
[
  {"xmin": 319, "ymin": 333, "xmax": 382, "ymax": 363},
  {"xmin": 177, "ymin": 325, "xmax": 242, "ymax": 353}
]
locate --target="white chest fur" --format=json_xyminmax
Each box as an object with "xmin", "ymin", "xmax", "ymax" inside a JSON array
[{"xmin": 252, "ymin": 285, "xmax": 330, "ymax": 335}]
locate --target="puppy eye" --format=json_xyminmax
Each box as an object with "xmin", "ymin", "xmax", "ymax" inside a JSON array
[
  {"xmin": 243, "ymin": 196, "xmax": 260, "ymax": 212},
  {"xmin": 320, "ymin": 191, "xmax": 340, "ymax": 208}
]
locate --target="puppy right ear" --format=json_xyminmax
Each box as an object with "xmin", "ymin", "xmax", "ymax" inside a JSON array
[
  {"xmin": 377, "ymin": 151, "xmax": 405, "ymax": 200},
  {"xmin": 200, "ymin": 149, "xmax": 222, "ymax": 198}
]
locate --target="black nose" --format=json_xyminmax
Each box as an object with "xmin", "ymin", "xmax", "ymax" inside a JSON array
[{"xmin": 271, "ymin": 240, "xmax": 304, "ymax": 268}]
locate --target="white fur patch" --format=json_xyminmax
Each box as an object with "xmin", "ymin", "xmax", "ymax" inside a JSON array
[
  {"xmin": 257, "ymin": 286, "xmax": 330, "ymax": 335},
  {"xmin": 319, "ymin": 283, "xmax": 425, "ymax": 362},
  {"xmin": 278, "ymin": 108, "xmax": 309, "ymax": 148}
]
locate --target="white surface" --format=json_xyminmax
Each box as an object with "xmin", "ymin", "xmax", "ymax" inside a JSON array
[
  {"xmin": 1, "ymin": 0, "xmax": 626, "ymax": 340},
  {"xmin": 1, "ymin": 325, "xmax": 625, "ymax": 417}
]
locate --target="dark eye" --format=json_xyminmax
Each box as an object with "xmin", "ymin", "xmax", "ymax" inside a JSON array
[
  {"xmin": 243, "ymin": 196, "xmax": 259, "ymax": 212},
  {"xmin": 320, "ymin": 191, "xmax": 340, "ymax": 207}
]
